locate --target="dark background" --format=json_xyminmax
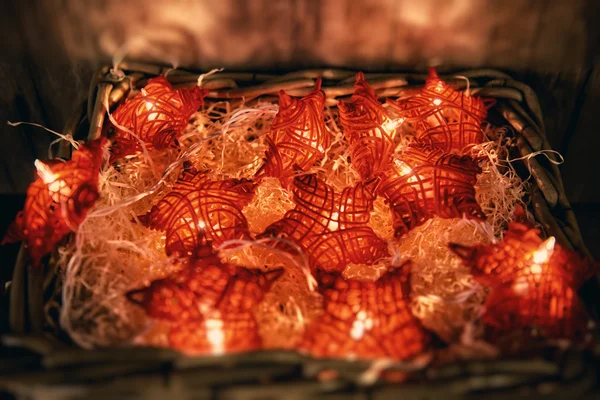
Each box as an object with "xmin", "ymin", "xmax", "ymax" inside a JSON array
[{"xmin": 0, "ymin": 0, "xmax": 598, "ymax": 256}]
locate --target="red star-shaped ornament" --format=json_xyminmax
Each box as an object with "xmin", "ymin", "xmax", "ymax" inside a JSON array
[
  {"xmin": 450, "ymin": 218, "xmax": 599, "ymax": 340},
  {"xmin": 378, "ymin": 144, "xmax": 484, "ymax": 237},
  {"xmin": 299, "ymin": 263, "xmax": 428, "ymax": 360},
  {"xmin": 2, "ymin": 138, "xmax": 106, "ymax": 266},
  {"xmin": 388, "ymin": 68, "xmax": 489, "ymax": 152},
  {"xmin": 257, "ymin": 79, "xmax": 330, "ymax": 184},
  {"xmin": 138, "ymin": 164, "xmax": 256, "ymax": 256},
  {"xmin": 339, "ymin": 72, "xmax": 397, "ymax": 180},
  {"xmin": 110, "ymin": 76, "xmax": 208, "ymax": 162},
  {"xmin": 260, "ymin": 173, "xmax": 389, "ymax": 273},
  {"xmin": 127, "ymin": 247, "xmax": 283, "ymax": 354}
]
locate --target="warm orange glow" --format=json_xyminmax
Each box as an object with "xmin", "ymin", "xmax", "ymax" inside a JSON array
[
  {"xmin": 260, "ymin": 174, "xmax": 389, "ymax": 273},
  {"xmin": 127, "ymin": 248, "xmax": 284, "ymax": 355},
  {"xmin": 393, "ymin": 159, "xmax": 413, "ymax": 176},
  {"xmin": 388, "ymin": 67, "xmax": 488, "ymax": 152},
  {"xmin": 339, "ymin": 72, "xmax": 396, "ymax": 180},
  {"xmin": 257, "ymin": 79, "xmax": 329, "ymax": 184},
  {"xmin": 379, "ymin": 144, "xmax": 484, "ymax": 237},
  {"xmin": 299, "ymin": 263, "xmax": 428, "ymax": 360},
  {"xmin": 35, "ymin": 160, "xmax": 72, "ymax": 202},
  {"xmin": 34, "ymin": 159, "xmax": 57, "ymax": 183},
  {"xmin": 532, "ymin": 237, "xmax": 555, "ymax": 264},
  {"xmin": 450, "ymin": 219, "xmax": 598, "ymax": 340},
  {"xmin": 138, "ymin": 164, "xmax": 257, "ymax": 256},
  {"xmin": 382, "ymin": 118, "xmax": 401, "ymax": 134},
  {"xmin": 2, "ymin": 139, "xmax": 106, "ymax": 266},
  {"xmin": 204, "ymin": 316, "xmax": 225, "ymax": 355},
  {"xmin": 110, "ymin": 76, "xmax": 208, "ymax": 162}
]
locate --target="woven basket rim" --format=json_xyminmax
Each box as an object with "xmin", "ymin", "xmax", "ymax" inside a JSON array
[{"xmin": 2, "ymin": 64, "xmax": 598, "ymax": 399}]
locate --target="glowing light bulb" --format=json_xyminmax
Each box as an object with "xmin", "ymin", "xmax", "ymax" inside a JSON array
[
  {"xmin": 181, "ymin": 217, "xmax": 206, "ymax": 231},
  {"xmin": 35, "ymin": 160, "xmax": 57, "ymax": 184},
  {"xmin": 528, "ymin": 237, "xmax": 555, "ymax": 275},
  {"xmin": 432, "ymin": 98, "xmax": 442, "ymax": 106},
  {"xmin": 327, "ymin": 212, "xmax": 340, "ymax": 231},
  {"xmin": 530, "ymin": 264, "xmax": 543, "ymax": 275},
  {"xmin": 512, "ymin": 279, "xmax": 530, "ymax": 295},
  {"xmin": 35, "ymin": 159, "xmax": 71, "ymax": 201},
  {"xmin": 382, "ymin": 118, "xmax": 400, "ymax": 134},
  {"xmin": 350, "ymin": 310, "xmax": 373, "ymax": 341},
  {"xmin": 394, "ymin": 159, "xmax": 413, "ymax": 176},
  {"xmin": 532, "ymin": 237, "xmax": 555, "ymax": 264},
  {"xmin": 205, "ymin": 317, "xmax": 225, "ymax": 355}
]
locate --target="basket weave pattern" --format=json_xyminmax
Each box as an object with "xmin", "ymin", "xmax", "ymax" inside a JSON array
[{"xmin": 1, "ymin": 64, "xmax": 598, "ymax": 399}]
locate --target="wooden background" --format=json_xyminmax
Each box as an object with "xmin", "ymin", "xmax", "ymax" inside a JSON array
[{"xmin": 0, "ymin": 0, "xmax": 599, "ymax": 205}]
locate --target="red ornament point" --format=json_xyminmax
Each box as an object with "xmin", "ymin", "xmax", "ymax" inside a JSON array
[
  {"xmin": 339, "ymin": 72, "xmax": 396, "ymax": 180},
  {"xmin": 450, "ymin": 220, "xmax": 599, "ymax": 340},
  {"xmin": 258, "ymin": 84, "xmax": 329, "ymax": 183},
  {"xmin": 110, "ymin": 76, "xmax": 208, "ymax": 162},
  {"xmin": 300, "ymin": 263, "xmax": 428, "ymax": 360},
  {"xmin": 128, "ymin": 248, "xmax": 283, "ymax": 354},
  {"xmin": 388, "ymin": 70, "xmax": 488, "ymax": 152},
  {"xmin": 2, "ymin": 138, "xmax": 106, "ymax": 266},
  {"xmin": 138, "ymin": 166, "xmax": 256, "ymax": 256},
  {"xmin": 260, "ymin": 174, "xmax": 389, "ymax": 273},
  {"xmin": 379, "ymin": 145, "xmax": 484, "ymax": 236}
]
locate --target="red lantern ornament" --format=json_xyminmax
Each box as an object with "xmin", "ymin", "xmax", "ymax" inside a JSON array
[
  {"xmin": 2, "ymin": 139, "xmax": 106, "ymax": 266},
  {"xmin": 260, "ymin": 173, "xmax": 389, "ymax": 273},
  {"xmin": 128, "ymin": 247, "xmax": 284, "ymax": 354},
  {"xmin": 299, "ymin": 263, "xmax": 428, "ymax": 360},
  {"xmin": 257, "ymin": 79, "xmax": 330, "ymax": 184},
  {"xmin": 339, "ymin": 72, "xmax": 396, "ymax": 180},
  {"xmin": 388, "ymin": 68, "xmax": 488, "ymax": 152},
  {"xmin": 378, "ymin": 145, "xmax": 484, "ymax": 237},
  {"xmin": 110, "ymin": 76, "xmax": 208, "ymax": 162},
  {"xmin": 450, "ymin": 220, "xmax": 599, "ymax": 340},
  {"xmin": 138, "ymin": 163, "xmax": 256, "ymax": 256}
]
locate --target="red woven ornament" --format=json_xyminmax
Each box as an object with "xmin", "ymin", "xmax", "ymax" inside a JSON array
[
  {"xmin": 127, "ymin": 247, "xmax": 284, "ymax": 354},
  {"xmin": 299, "ymin": 263, "xmax": 428, "ymax": 360},
  {"xmin": 138, "ymin": 164, "xmax": 256, "ymax": 256},
  {"xmin": 450, "ymin": 220, "xmax": 599, "ymax": 339},
  {"xmin": 339, "ymin": 72, "xmax": 396, "ymax": 180},
  {"xmin": 388, "ymin": 67, "xmax": 488, "ymax": 152},
  {"xmin": 2, "ymin": 139, "xmax": 106, "ymax": 266},
  {"xmin": 378, "ymin": 145, "xmax": 484, "ymax": 237},
  {"xmin": 110, "ymin": 76, "xmax": 208, "ymax": 162},
  {"xmin": 261, "ymin": 173, "xmax": 389, "ymax": 273},
  {"xmin": 257, "ymin": 79, "xmax": 330, "ymax": 183}
]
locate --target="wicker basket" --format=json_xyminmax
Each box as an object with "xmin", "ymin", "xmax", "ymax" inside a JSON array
[{"xmin": 1, "ymin": 64, "xmax": 598, "ymax": 399}]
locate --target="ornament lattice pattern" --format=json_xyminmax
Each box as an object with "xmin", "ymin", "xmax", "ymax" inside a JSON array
[
  {"xmin": 110, "ymin": 76, "xmax": 207, "ymax": 162},
  {"xmin": 339, "ymin": 72, "xmax": 396, "ymax": 180},
  {"xmin": 138, "ymin": 164, "xmax": 257, "ymax": 256},
  {"xmin": 388, "ymin": 68, "xmax": 488, "ymax": 152},
  {"xmin": 261, "ymin": 174, "xmax": 389, "ymax": 273},
  {"xmin": 450, "ymin": 218, "xmax": 599, "ymax": 339},
  {"xmin": 128, "ymin": 248, "xmax": 283, "ymax": 354},
  {"xmin": 2, "ymin": 139, "xmax": 106, "ymax": 266},
  {"xmin": 379, "ymin": 146, "xmax": 484, "ymax": 237},
  {"xmin": 257, "ymin": 79, "xmax": 329, "ymax": 183},
  {"xmin": 300, "ymin": 264, "xmax": 428, "ymax": 360}
]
